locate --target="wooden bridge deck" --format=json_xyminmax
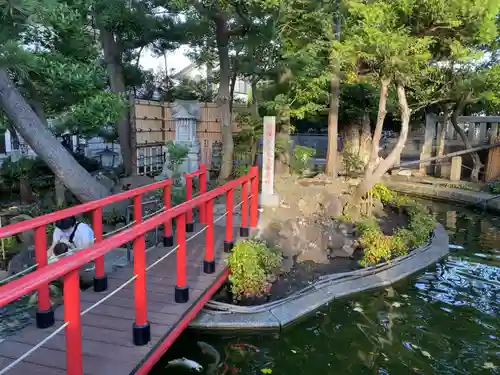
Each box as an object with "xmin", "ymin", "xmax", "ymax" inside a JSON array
[{"xmin": 0, "ymin": 224, "xmax": 235, "ymax": 375}]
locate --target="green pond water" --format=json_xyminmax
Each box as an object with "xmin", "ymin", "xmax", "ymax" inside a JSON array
[{"xmin": 153, "ymin": 200, "xmax": 499, "ymax": 375}]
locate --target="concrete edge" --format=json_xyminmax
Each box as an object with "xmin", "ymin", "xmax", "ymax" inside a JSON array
[
  {"xmin": 383, "ymin": 178, "xmax": 500, "ymax": 212},
  {"xmin": 189, "ymin": 224, "xmax": 449, "ymax": 333}
]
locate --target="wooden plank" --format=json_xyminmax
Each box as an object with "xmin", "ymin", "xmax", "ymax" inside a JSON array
[
  {"xmin": 479, "ymin": 122, "xmax": 487, "ymax": 142},
  {"xmin": 490, "ymin": 123, "xmax": 499, "ymax": 140},
  {"xmin": 0, "ymin": 224, "xmax": 233, "ymax": 375},
  {"xmin": 0, "ymin": 357, "xmax": 67, "ymax": 375}
]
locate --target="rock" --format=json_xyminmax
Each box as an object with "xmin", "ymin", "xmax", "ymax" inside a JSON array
[
  {"xmin": 8, "ymin": 215, "xmax": 34, "ymax": 246},
  {"xmin": 338, "ymin": 222, "xmax": 355, "ymax": 236},
  {"xmin": 279, "ymin": 200, "xmax": 290, "ymax": 208},
  {"xmin": 397, "ymin": 169, "xmax": 413, "ymax": 177},
  {"xmin": 280, "ymin": 256, "xmax": 294, "ymax": 274},
  {"xmin": 296, "ymin": 241, "xmax": 329, "ymax": 263},
  {"xmin": 322, "ymin": 196, "xmax": 342, "ymax": 218},
  {"xmin": 298, "ymin": 198, "xmax": 320, "ymax": 217},
  {"xmin": 7, "ymin": 245, "xmax": 35, "ymax": 276}
]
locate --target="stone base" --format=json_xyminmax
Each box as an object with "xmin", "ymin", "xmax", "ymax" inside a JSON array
[{"xmin": 259, "ymin": 193, "xmax": 280, "ymax": 208}]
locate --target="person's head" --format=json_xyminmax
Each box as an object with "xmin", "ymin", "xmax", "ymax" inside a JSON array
[
  {"xmin": 55, "ymin": 216, "xmax": 76, "ymax": 231},
  {"xmin": 53, "ymin": 242, "xmax": 70, "ymax": 256}
]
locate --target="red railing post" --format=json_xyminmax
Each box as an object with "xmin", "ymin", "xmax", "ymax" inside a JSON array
[
  {"xmin": 203, "ymin": 199, "xmax": 215, "ymax": 274},
  {"xmin": 34, "ymin": 225, "xmax": 54, "ymax": 328},
  {"xmin": 240, "ymin": 180, "xmax": 249, "ymax": 237},
  {"xmin": 224, "ymin": 188, "xmax": 234, "ymax": 252},
  {"xmin": 199, "ymin": 164, "xmax": 207, "ymax": 224},
  {"xmin": 175, "ymin": 213, "xmax": 189, "ymax": 303},
  {"xmin": 132, "ymin": 232, "xmax": 150, "ymax": 346},
  {"xmin": 64, "ymin": 269, "xmax": 83, "ymax": 375},
  {"xmin": 249, "ymin": 166, "xmax": 259, "ymax": 228},
  {"xmin": 185, "ymin": 175, "xmax": 194, "ymax": 232},
  {"xmin": 162, "ymin": 184, "xmax": 174, "ymax": 247},
  {"xmin": 133, "ymin": 194, "xmax": 143, "ymax": 225},
  {"xmin": 92, "ymin": 207, "xmax": 107, "ymax": 292}
]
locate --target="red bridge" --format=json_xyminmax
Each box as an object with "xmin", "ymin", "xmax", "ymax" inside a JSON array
[{"xmin": 0, "ymin": 165, "xmax": 259, "ymax": 375}]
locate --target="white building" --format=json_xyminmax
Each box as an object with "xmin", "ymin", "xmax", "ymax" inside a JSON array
[
  {"xmin": 172, "ymin": 63, "xmax": 251, "ymax": 102},
  {"xmin": 0, "ymin": 128, "xmax": 121, "ymax": 168}
]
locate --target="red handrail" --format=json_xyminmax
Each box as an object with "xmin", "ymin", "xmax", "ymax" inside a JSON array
[
  {"xmin": 0, "ymin": 164, "xmax": 206, "ymax": 329},
  {"xmin": 0, "ymin": 166, "xmax": 259, "ymax": 375},
  {"xmin": 185, "ymin": 163, "xmax": 207, "ymax": 228}
]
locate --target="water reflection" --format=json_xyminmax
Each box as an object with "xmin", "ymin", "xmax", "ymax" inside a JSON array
[{"xmin": 155, "ymin": 201, "xmax": 499, "ymax": 375}]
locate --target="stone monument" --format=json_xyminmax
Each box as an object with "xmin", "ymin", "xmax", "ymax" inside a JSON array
[
  {"xmin": 261, "ymin": 116, "xmax": 280, "ymax": 207},
  {"xmin": 155, "ymin": 100, "xmax": 201, "ymax": 182}
]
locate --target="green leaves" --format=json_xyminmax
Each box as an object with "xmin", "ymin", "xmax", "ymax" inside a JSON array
[{"xmin": 53, "ymin": 91, "xmax": 126, "ymax": 137}]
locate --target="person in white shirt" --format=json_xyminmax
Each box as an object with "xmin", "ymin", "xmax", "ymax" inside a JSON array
[
  {"xmin": 48, "ymin": 216, "xmax": 94, "ymax": 259},
  {"xmin": 48, "ymin": 217, "xmax": 95, "ymax": 283}
]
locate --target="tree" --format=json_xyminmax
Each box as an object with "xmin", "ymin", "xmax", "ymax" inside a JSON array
[
  {"xmin": 0, "ymin": 0, "xmax": 117, "ymax": 202},
  {"xmin": 94, "ymin": 0, "xmax": 181, "ymax": 176},
  {"xmin": 325, "ymin": 0, "xmax": 341, "ymax": 178},
  {"xmin": 0, "ymin": 71, "xmax": 110, "ymax": 202},
  {"xmin": 404, "ymin": 0, "xmax": 500, "ymax": 182},
  {"xmin": 164, "ymin": 0, "xmax": 262, "ymax": 180},
  {"xmin": 339, "ymin": 0, "xmax": 433, "ymax": 205}
]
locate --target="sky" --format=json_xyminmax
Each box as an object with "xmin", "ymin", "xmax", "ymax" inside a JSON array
[{"xmin": 139, "ymin": 44, "xmax": 192, "ymax": 74}]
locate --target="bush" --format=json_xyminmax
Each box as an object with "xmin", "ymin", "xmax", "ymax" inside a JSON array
[
  {"xmin": 342, "ymin": 149, "xmax": 364, "ymax": 178},
  {"xmin": 291, "ymin": 145, "xmax": 315, "ymax": 175},
  {"xmin": 228, "ymin": 240, "xmax": 282, "ymax": 300},
  {"xmin": 357, "ymin": 185, "xmax": 437, "ymax": 267},
  {"xmin": 166, "ymin": 141, "xmax": 189, "ymax": 179}
]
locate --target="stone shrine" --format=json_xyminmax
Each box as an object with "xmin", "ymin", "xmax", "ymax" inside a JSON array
[{"xmin": 155, "ymin": 100, "xmax": 201, "ymax": 182}]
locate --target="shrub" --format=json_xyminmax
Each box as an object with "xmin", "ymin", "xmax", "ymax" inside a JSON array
[
  {"xmin": 165, "ymin": 141, "xmax": 189, "ymax": 180},
  {"xmin": 487, "ymin": 180, "xmax": 500, "ymax": 194},
  {"xmin": 291, "ymin": 145, "xmax": 315, "ymax": 175},
  {"xmin": 357, "ymin": 185, "xmax": 437, "ymax": 267},
  {"xmin": 342, "ymin": 148, "xmax": 364, "ymax": 178},
  {"xmin": 228, "ymin": 240, "xmax": 282, "ymax": 300},
  {"xmin": 370, "ymin": 183, "xmax": 396, "ymax": 204}
]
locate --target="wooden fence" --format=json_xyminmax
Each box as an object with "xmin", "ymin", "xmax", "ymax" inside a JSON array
[
  {"xmin": 420, "ymin": 114, "xmax": 500, "ymax": 180},
  {"xmin": 131, "ymin": 100, "xmax": 247, "ymax": 175}
]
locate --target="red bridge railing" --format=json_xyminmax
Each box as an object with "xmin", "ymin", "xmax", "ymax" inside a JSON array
[{"xmin": 0, "ymin": 165, "xmax": 259, "ymax": 375}]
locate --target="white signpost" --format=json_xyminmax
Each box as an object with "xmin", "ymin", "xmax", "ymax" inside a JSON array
[{"xmin": 261, "ymin": 116, "xmax": 280, "ymax": 207}]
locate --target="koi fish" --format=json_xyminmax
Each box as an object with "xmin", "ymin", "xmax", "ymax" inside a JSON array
[
  {"xmin": 165, "ymin": 357, "xmax": 203, "ymax": 372},
  {"xmin": 197, "ymin": 341, "xmax": 221, "ymax": 373}
]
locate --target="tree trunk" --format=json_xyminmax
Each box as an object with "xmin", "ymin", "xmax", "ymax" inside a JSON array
[
  {"xmin": 206, "ymin": 63, "xmax": 213, "ymax": 101},
  {"xmin": 451, "ymin": 100, "xmax": 482, "ymax": 182},
  {"xmin": 360, "ymin": 113, "xmax": 372, "ymax": 164},
  {"xmin": 99, "ymin": 27, "xmax": 134, "ymax": 176},
  {"xmin": 229, "ymin": 69, "xmax": 237, "ymax": 115},
  {"xmin": 19, "ymin": 178, "xmax": 34, "ymax": 204},
  {"xmin": 276, "ymin": 101, "xmax": 291, "ymax": 175},
  {"xmin": 354, "ymin": 82, "xmax": 410, "ymax": 202},
  {"xmin": 249, "ymin": 79, "xmax": 259, "ymax": 166},
  {"xmin": 352, "ymin": 78, "xmax": 391, "ymax": 201},
  {"xmin": 0, "ymin": 68, "xmax": 110, "ymax": 202},
  {"xmin": 214, "ymin": 18, "xmax": 234, "ymax": 181},
  {"xmin": 325, "ymin": 75, "xmax": 340, "ymax": 177},
  {"xmin": 341, "ymin": 123, "xmax": 361, "ymax": 156}
]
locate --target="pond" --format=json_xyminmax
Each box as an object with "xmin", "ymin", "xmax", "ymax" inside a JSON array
[{"xmin": 152, "ymin": 200, "xmax": 499, "ymax": 374}]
